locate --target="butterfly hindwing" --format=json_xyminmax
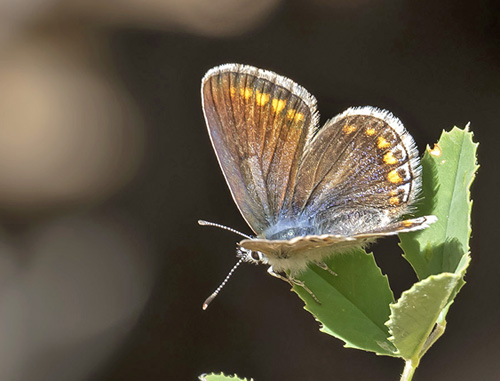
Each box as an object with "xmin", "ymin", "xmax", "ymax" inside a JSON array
[
  {"xmin": 352, "ymin": 215, "xmax": 438, "ymax": 238},
  {"xmin": 240, "ymin": 234, "xmax": 356, "ymax": 254},
  {"xmin": 289, "ymin": 107, "xmax": 422, "ymax": 236},
  {"xmin": 240, "ymin": 217, "xmax": 436, "ymax": 255}
]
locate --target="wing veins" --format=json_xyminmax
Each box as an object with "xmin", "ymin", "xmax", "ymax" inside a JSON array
[
  {"xmin": 301, "ymin": 124, "xmax": 365, "ymax": 213},
  {"xmin": 265, "ymin": 87, "xmax": 298, "ymax": 216}
]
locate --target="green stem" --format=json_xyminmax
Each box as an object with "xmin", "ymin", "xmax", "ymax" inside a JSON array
[
  {"xmin": 400, "ymin": 359, "xmax": 417, "ymax": 381},
  {"xmin": 399, "ymin": 321, "xmax": 447, "ymax": 381}
]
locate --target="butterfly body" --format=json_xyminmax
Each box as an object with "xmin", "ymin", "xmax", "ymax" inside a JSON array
[
  {"xmin": 201, "ymin": 63, "xmax": 436, "ymax": 294},
  {"xmin": 237, "ymin": 211, "xmax": 378, "ymax": 272}
]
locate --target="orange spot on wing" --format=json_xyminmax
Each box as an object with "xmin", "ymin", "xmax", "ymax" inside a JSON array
[
  {"xmin": 383, "ymin": 151, "xmax": 398, "ymax": 165},
  {"xmin": 255, "ymin": 91, "xmax": 270, "ymax": 106},
  {"xmin": 377, "ymin": 136, "xmax": 391, "ymax": 149},
  {"xmin": 272, "ymin": 98, "xmax": 286, "ymax": 113},
  {"xmin": 294, "ymin": 112, "xmax": 304, "ymax": 123},
  {"xmin": 388, "ymin": 170, "xmax": 403, "ymax": 184},
  {"xmin": 239, "ymin": 87, "xmax": 253, "ymax": 99},
  {"xmin": 286, "ymin": 109, "xmax": 305, "ymax": 124},
  {"xmin": 389, "ymin": 196, "xmax": 400, "ymax": 205},
  {"xmin": 343, "ymin": 124, "xmax": 357, "ymax": 134},
  {"xmin": 365, "ymin": 128, "xmax": 376, "ymax": 136}
]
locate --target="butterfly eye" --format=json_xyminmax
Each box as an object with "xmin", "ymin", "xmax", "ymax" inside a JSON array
[{"xmin": 251, "ymin": 251, "xmax": 261, "ymax": 261}]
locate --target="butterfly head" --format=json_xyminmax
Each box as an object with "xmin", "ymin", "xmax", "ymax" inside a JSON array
[
  {"xmin": 199, "ymin": 219, "xmax": 271, "ymax": 310},
  {"xmin": 237, "ymin": 246, "xmax": 269, "ymax": 265}
]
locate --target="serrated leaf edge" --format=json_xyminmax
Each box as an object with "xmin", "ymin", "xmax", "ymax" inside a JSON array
[
  {"xmin": 294, "ymin": 251, "xmax": 398, "ymax": 356},
  {"xmin": 384, "ymin": 272, "xmax": 460, "ymax": 359}
]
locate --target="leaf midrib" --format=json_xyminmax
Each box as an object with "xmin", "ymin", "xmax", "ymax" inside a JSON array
[
  {"xmin": 312, "ymin": 265, "xmax": 393, "ymax": 338},
  {"xmin": 441, "ymin": 131, "xmax": 468, "ymax": 271}
]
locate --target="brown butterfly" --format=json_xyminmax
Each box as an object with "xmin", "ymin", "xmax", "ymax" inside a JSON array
[{"xmin": 200, "ymin": 64, "xmax": 436, "ymax": 308}]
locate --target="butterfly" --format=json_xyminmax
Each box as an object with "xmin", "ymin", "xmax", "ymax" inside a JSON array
[{"xmin": 200, "ymin": 63, "xmax": 436, "ymax": 309}]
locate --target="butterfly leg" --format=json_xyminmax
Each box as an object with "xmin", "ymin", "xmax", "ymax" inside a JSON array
[
  {"xmin": 315, "ymin": 261, "xmax": 338, "ymax": 277},
  {"xmin": 267, "ymin": 266, "xmax": 321, "ymax": 305},
  {"xmin": 267, "ymin": 266, "xmax": 294, "ymax": 286},
  {"xmin": 289, "ymin": 277, "xmax": 321, "ymax": 305}
]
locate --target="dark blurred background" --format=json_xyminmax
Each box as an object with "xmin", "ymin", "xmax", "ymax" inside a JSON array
[{"xmin": 0, "ymin": 0, "xmax": 497, "ymax": 380}]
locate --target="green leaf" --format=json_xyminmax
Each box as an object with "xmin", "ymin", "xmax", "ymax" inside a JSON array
[
  {"xmin": 386, "ymin": 273, "xmax": 460, "ymax": 360},
  {"xmin": 199, "ymin": 373, "xmax": 253, "ymax": 381},
  {"xmin": 293, "ymin": 249, "xmax": 398, "ymax": 356},
  {"xmin": 387, "ymin": 126, "xmax": 478, "ymax": 369},
  {"xmin": 400, "ymin": 127, "xmax": 478, "ymax": 279},
  {"xmin": 288, "ymin": 126, "xmax": 478, "ymax": 365}
]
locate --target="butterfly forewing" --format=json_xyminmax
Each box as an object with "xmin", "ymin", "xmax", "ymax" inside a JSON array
[{"xmin": 202, "ymin": 64, "xmax": 318, "ymax": 234}]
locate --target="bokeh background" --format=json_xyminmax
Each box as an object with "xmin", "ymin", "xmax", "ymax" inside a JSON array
[{"xmin": 0, "ymin": 0, "xmax": 497, "ymax": 380}]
